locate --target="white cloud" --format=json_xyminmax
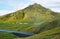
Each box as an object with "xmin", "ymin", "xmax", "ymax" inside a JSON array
[
  {"xmin": 30, "ymin": 0, "xmax": 60, "ymax": 12},
  {"xmin": 30, "ymin": 0, "xmax": 60, "ymax": 6},
  {"xmin": 0, "ymin": 10, "xmax": 14, "ymax": 16},
  {"xmin": 4, "ymin": 0, "xmax": 34, "ymax": 10},
  {"xmin": 0, "ymin": 0, "xmax": 60, "ymax": 16},
  {"xmin": 0, "ymin": 0, "xmax": 30, "ymax": 16},
  {"xmin": 9, "ymin": 3, "xmax": 29, "ymax": 10},
  {"xmin": 51, "ymin": 8, "xmax": 60, "ymax": 12}
]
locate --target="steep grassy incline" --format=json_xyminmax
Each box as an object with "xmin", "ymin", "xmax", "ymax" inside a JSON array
[
  {"xmin": 0, "ymin": 3, "xmax": 60, "ymax": 39},
  {"xmin": 0, "ymin": 10, "xmax": 24, "ymax": 22},
  {"xmin": 16, "ymin": 13, "xmax": 60, "ymax": 39},
  {"xmin": 0, "ymin": 3, "xmax": 55, "ymax": 22},
  {"xmin": 14, "ymin": 27, "xmax": 60, "ymax": 39}
]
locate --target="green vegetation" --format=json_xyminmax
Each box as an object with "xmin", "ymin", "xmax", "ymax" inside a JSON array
[{"xmin": 0, "ymin": 3, "xmax": 60, "ymax": 39}]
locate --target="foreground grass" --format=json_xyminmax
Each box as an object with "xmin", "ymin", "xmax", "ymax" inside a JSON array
[
  {"xmin": 15, "ymin": 27, "xmax": 60, "ymax": 39},
  {"xmin": 0, "ymin": 22, "xmax": 34, "ymax": 38}
]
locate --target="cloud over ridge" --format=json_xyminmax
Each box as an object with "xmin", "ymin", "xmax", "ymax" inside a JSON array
[{"xmin": 0, "ymin": 0, "xmax": 60, "ymax": 15}]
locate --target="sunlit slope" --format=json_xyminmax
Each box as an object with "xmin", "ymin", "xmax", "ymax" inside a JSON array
[
  {"xmin": 0, "ymin": 3, "xmax": 57, "ymax": 33},
  {"xmin": 0, "ymin": 3, "xmax": 60, "ymax": 39},
  {"xmin": 0, "ymin": 3, "xmax": 55, "ymax": 22},
  {"xmin": 17, "ymin": 27, "xmax": 60, "ymax": 39}
]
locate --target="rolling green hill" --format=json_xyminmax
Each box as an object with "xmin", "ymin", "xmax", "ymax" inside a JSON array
[{"xmin": 0, "ymin": 3, "xmax": 60, "ymax": 39}]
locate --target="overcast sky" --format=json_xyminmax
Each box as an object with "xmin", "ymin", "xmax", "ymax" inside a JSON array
[{"xmin": 0, "ymin": 0, "xmax": 60, "ymax": 16}]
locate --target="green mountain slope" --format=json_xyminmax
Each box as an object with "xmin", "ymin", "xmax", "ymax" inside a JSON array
[
  {"xmin": 0, "ymin": 3, "xmax": 54, "ymax": 22},
  {"xmin": 0, "ymin": 3, "xmax": 60, "ymax": 39},
  {"xmin": 17, "ymin": 27, "xmax": 60, "ymax": 39}
]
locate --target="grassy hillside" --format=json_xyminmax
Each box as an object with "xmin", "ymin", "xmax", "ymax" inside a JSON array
[
  {"xmin": 0, "ymin": 3, "xmax": 60, "ymax": 39},
  {"xmin": 17, "ymin": 27, "xmax": 60, "ymax": 39},
  {"xmin": 0, "ymin": 3, "xmax": 54, "ymax": 22}
]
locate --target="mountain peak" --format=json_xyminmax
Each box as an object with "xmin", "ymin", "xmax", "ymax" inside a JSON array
[
  {"xmin": 25, "ymin": 3, "xmax": 47, "ymax": 11},
  {"xmin": 33, "ymin": 3, "xmax": 43, "ymax": 6},
  {"xmin": 33, "ymin": 3, "xmax": 40, "ymax": 6}
]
